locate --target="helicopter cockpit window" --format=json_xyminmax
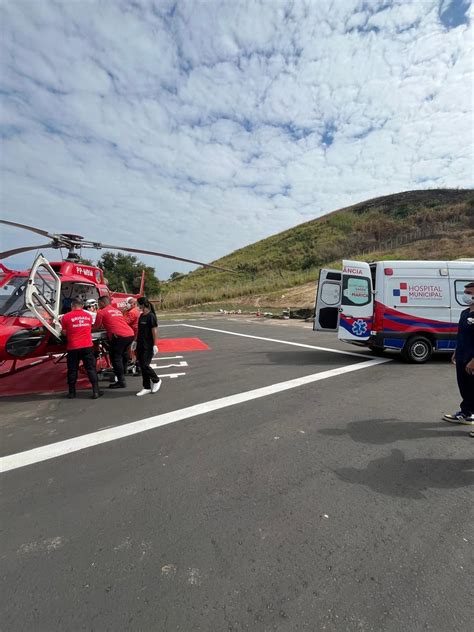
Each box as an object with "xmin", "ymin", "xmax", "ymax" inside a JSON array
[
  {"xmin": 60, "ymin": 282, "xmax": 99, "ymax": 313},
  {"xmin": 0, "ymin": 277, "xmax": 31, "ymax": 317}
]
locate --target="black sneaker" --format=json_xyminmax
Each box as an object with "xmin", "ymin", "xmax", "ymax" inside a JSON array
[
  {"xmin": 92, "ymin": 389, "xmax": 104, "ymax": 399},
  {"xmin": 109, "ymin": 382, "xmax": 126, "ymax": 389},
  {"xmin": 443, "ymin": 411, "xmax": 468, "ymax": 424},
  {"xmin": 67, "ymin": 391, "xmax": 76, "ymax": 399},
  {"xmin": 464, "ymin": 414, "xmax": 474, "ymax": 425}
]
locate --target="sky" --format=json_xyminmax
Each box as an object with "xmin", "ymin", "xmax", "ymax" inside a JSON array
[{"xmin": 0, "ymin": 0, "xmax": 473, "ymax": 279}]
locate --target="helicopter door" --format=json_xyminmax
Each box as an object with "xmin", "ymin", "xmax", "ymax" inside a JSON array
[{"xmin": 25, "ymin": 254, "xmax": 62, "ymax": 338}]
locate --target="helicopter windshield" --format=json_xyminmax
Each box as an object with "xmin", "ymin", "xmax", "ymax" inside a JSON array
[{"xmin": 0, "ymin": 276, "xmax": 32, "ymax": 317}]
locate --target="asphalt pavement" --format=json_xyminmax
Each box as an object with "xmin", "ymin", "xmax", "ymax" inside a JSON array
[{"xmin": 1, "ymin": 318, "xmax": 472, "ymax": 631}]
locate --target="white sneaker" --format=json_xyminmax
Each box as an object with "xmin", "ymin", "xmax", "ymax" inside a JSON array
[
  {"xmin": 151, "ymin": 380, "xmax": 162, "ymax": 394},
  {"xmin": 136, "ymin": 388, "xmax": 152, "ymax": 397}
]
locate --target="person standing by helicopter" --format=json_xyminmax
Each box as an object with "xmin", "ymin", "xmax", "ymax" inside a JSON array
[
  {"xmin": 96, "ymin": 295, "xmax": 135, "ymax": 389},
  {"xmin": 61, "ymin": 298, "xmax": 103, "ymax": 399},
  {"xmin": 124, "ymin": 296, "xmax": 140, "ymax": 374},
  {"xmin": 134, "ymin": 297, "xmax": 161, "ymax": 397},
  {"xmin": 124, "ymin": 297, "xmax": 140, "ymax": 333}
]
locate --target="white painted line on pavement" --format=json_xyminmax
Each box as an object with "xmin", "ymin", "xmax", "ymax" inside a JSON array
[
  {"xmin": 181, "ymin": 324, "xmax": 366, "ymax": 358},
  {"xmin": 151, "ymin": 361, "xmax": 188, "ymax": 369},
  {"xmin": 0, "ymin": 358, "xmax": 388, "ymax": 473},
  {"xmin": 154, "ymin": 356, "xmax": 184, "ymax": 360},
  {"xmin": 157, "ymin": 372, "xmax": 186, "ymax": 379}
]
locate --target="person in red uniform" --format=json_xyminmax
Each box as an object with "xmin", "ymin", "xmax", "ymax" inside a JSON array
[
  {"xmin": 124, "ymin": 296, "xmax": 140, "ymax": 373},
  {"xmin": 124, "ymin": 297, "xmax": 140, "ymax": 334},
  {"xmin": 61, "ymin": 298, "xmax": 102, "ymax": 399},
  {"xmin": 96, "ymin": 295, "xmax": 135, "ymax": 389}
]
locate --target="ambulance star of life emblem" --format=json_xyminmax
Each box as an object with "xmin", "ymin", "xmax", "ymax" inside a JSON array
[{"xmin": 352, "ymin": 319, "xmax": 368, "ymax": 336}]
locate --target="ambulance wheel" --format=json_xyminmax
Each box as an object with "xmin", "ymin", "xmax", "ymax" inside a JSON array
[{"xmin": 402, "ymin": 336, "xmax": 433, "ymax": 363}]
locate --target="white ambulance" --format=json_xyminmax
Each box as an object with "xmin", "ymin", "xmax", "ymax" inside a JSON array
[{"xmin": 313, "ymin": 259, "xmax": 474, "ymax": 362}]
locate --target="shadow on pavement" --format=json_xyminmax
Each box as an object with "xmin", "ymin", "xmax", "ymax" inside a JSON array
[
  {"xmin": 334, "ymin": 449, "xmax": 474, "ymax": 499},
  {"xmin": 319, "ymin": 418, "xmax": 463, "ymax": 444}
]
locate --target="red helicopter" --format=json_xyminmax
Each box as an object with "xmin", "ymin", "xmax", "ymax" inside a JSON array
[{"xmin": 0, "ymin": 219, "xmax": 234, "ymax": 376}]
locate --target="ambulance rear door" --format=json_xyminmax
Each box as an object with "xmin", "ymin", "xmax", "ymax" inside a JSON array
[
  {"xmin": 313, "ymin": 269, "xmax": 342, "ymax": 331},
  {"xmin": 338, "ymin": 260, "xmax": 374, "ymax": 342},
  {"xmin": 25, "ymin": 254, "xmax": 62, "ymax": 338}
]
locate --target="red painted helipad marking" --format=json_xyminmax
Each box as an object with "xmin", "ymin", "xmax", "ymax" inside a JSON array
[
  {"xmin": 158, "ymin": 337, "xmax": 209, "ymax": 352},
  {"xmin": 0, "ymin": 338, "xmax": 208, "ymax": 396}
]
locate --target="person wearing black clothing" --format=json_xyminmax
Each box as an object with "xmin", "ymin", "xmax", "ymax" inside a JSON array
[
  {"xmin": 61, "ymin": 298, "xmax": 103, "ymax": 399},
  {"xmin": 96, "ymin": 296, "xmax": 135, "ymax": 389},
  {"xmin": 134, "ymin": 297, "xmax": 161, "ymax": 397},
  {"xmin": 443, "ymin": 281, "xmax": 474, "ymax": 434}
]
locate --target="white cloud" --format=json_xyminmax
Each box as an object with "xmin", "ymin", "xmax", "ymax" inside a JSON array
[{"xmin": 0, "ymin": 0, "xmax": 472, "ymax": 278}]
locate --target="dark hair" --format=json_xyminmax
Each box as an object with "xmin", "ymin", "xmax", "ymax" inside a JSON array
[
  {"xmin": 137, "ymin": 297, "xmax": 156, "ymax": 314},
  {"xmin": 98, "ymin": 295, "xmax": 110, "ymax": 305},
  {"xmin": 71, "ymin": 298, "xmax": 84, "ymax": 308},
  {"xmin": 465, "ymin": 282, "xmax": 474, "ymax": 290}
]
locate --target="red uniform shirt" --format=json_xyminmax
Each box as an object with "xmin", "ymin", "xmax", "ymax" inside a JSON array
[
  {"xmin": 95, "ymin": 304, "xmax": 134, "ymax": 338},
  {"xmin": 61, "ymin": 309, "xmax": 93, "ymax": 350},
  {"xmin": 124, "ymin": 306, "xmax": 140, "ymax": 335}
]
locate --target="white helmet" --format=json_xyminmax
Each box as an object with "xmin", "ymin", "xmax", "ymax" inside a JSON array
[
  {"xmin": 84, "ymin": 298, "xmax": 98, "ymax": 309},
  {"xmin": 125, "ymin": 296, "xmax": 136, "ymax": 308}
]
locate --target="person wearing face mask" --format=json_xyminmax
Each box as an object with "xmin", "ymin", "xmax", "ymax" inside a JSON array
[{"xmin": 443, "ymin": 281, "xmax": 474, "ymax": 433}]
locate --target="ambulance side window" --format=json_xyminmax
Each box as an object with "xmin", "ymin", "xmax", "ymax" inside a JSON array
[
  {"xmin": 342, "ymin": 276, "xmax": 371, "ymax": 307},
  {"xmin": 454, "ymin": 280, "xmax": 473, "ymax": 306},
  {"xmin": 320, "ymin": 282, "xmax": 341, "ymax": 306}
]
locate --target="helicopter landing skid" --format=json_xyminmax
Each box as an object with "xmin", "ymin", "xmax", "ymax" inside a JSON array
[{"xmin": 0, "ymin": 356, "xmax": 54, "ymax": 379}]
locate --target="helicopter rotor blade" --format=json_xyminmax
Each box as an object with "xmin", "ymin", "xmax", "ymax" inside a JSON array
[
  {"xmin": 0, "ymin": 244, "xmax": 55, "ymax": 259},
  {"xmin": 0, "ymin": 219, "xmax": 54, "ymax": 239},
  {"xmin": 99, "ymin": 243, "xmax": 236, "ymax": 273},
  {"xmin": 0, "ymin": 218, "xmax": 237, "ymax": 273}
]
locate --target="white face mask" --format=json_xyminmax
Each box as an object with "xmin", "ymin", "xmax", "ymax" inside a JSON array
[{"xmin": 462, "ymin": 292, "xmax": 474, "ymax": 305}]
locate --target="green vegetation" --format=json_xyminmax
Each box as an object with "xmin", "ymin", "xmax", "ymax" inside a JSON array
[
  {"xmin": 98, "ymin": 252, "xmax": 161, "ymax": 296},
  {"xmin": 158, "ymin": 189, "xmax": 474, "ymax": 310}
]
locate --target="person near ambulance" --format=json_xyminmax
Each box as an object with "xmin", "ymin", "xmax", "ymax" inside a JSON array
[
  {"xmin": 133, "ymin": 297, "xmax": 161, "ymax": 396},
  {"xmin": 61, "ymin": 298, "xmax": 103, "ymax": 399},
  {"xmin": 96, "ymin": 295, "xmax": 135, "ymax": 389},
  {"xmin": 443, "ymin": 281, "xmax": 474, "ymax": 432}
]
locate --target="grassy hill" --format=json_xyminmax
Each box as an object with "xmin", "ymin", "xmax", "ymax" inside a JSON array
[{"xmin": 159, "ymin": 189, "xmax": 474, "ymax": 311}]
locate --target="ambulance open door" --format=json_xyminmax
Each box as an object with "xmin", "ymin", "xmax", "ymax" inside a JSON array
[
  {"xmin": 337, "ymin": 260, "xmax": 374, "ymax": 343},
  {"xmin": 25, "ymin": 254, "xmax": 62, "ymax": 339},
  {"xmin": 313, "ymin": 269, "xmax": 342, "ymax": 331}
]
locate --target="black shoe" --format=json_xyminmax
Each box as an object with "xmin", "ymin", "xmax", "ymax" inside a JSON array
[
  {"xmin": 92, "ymin": 389, "xmax": 104, "ymax": 399},
  {"xmin": 67, "ymin": 390, "xmax": 76, "ymax": 399},
  {"xmin": 109, "ymin": 382, "xmax": 126, "ymax": 389}
]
